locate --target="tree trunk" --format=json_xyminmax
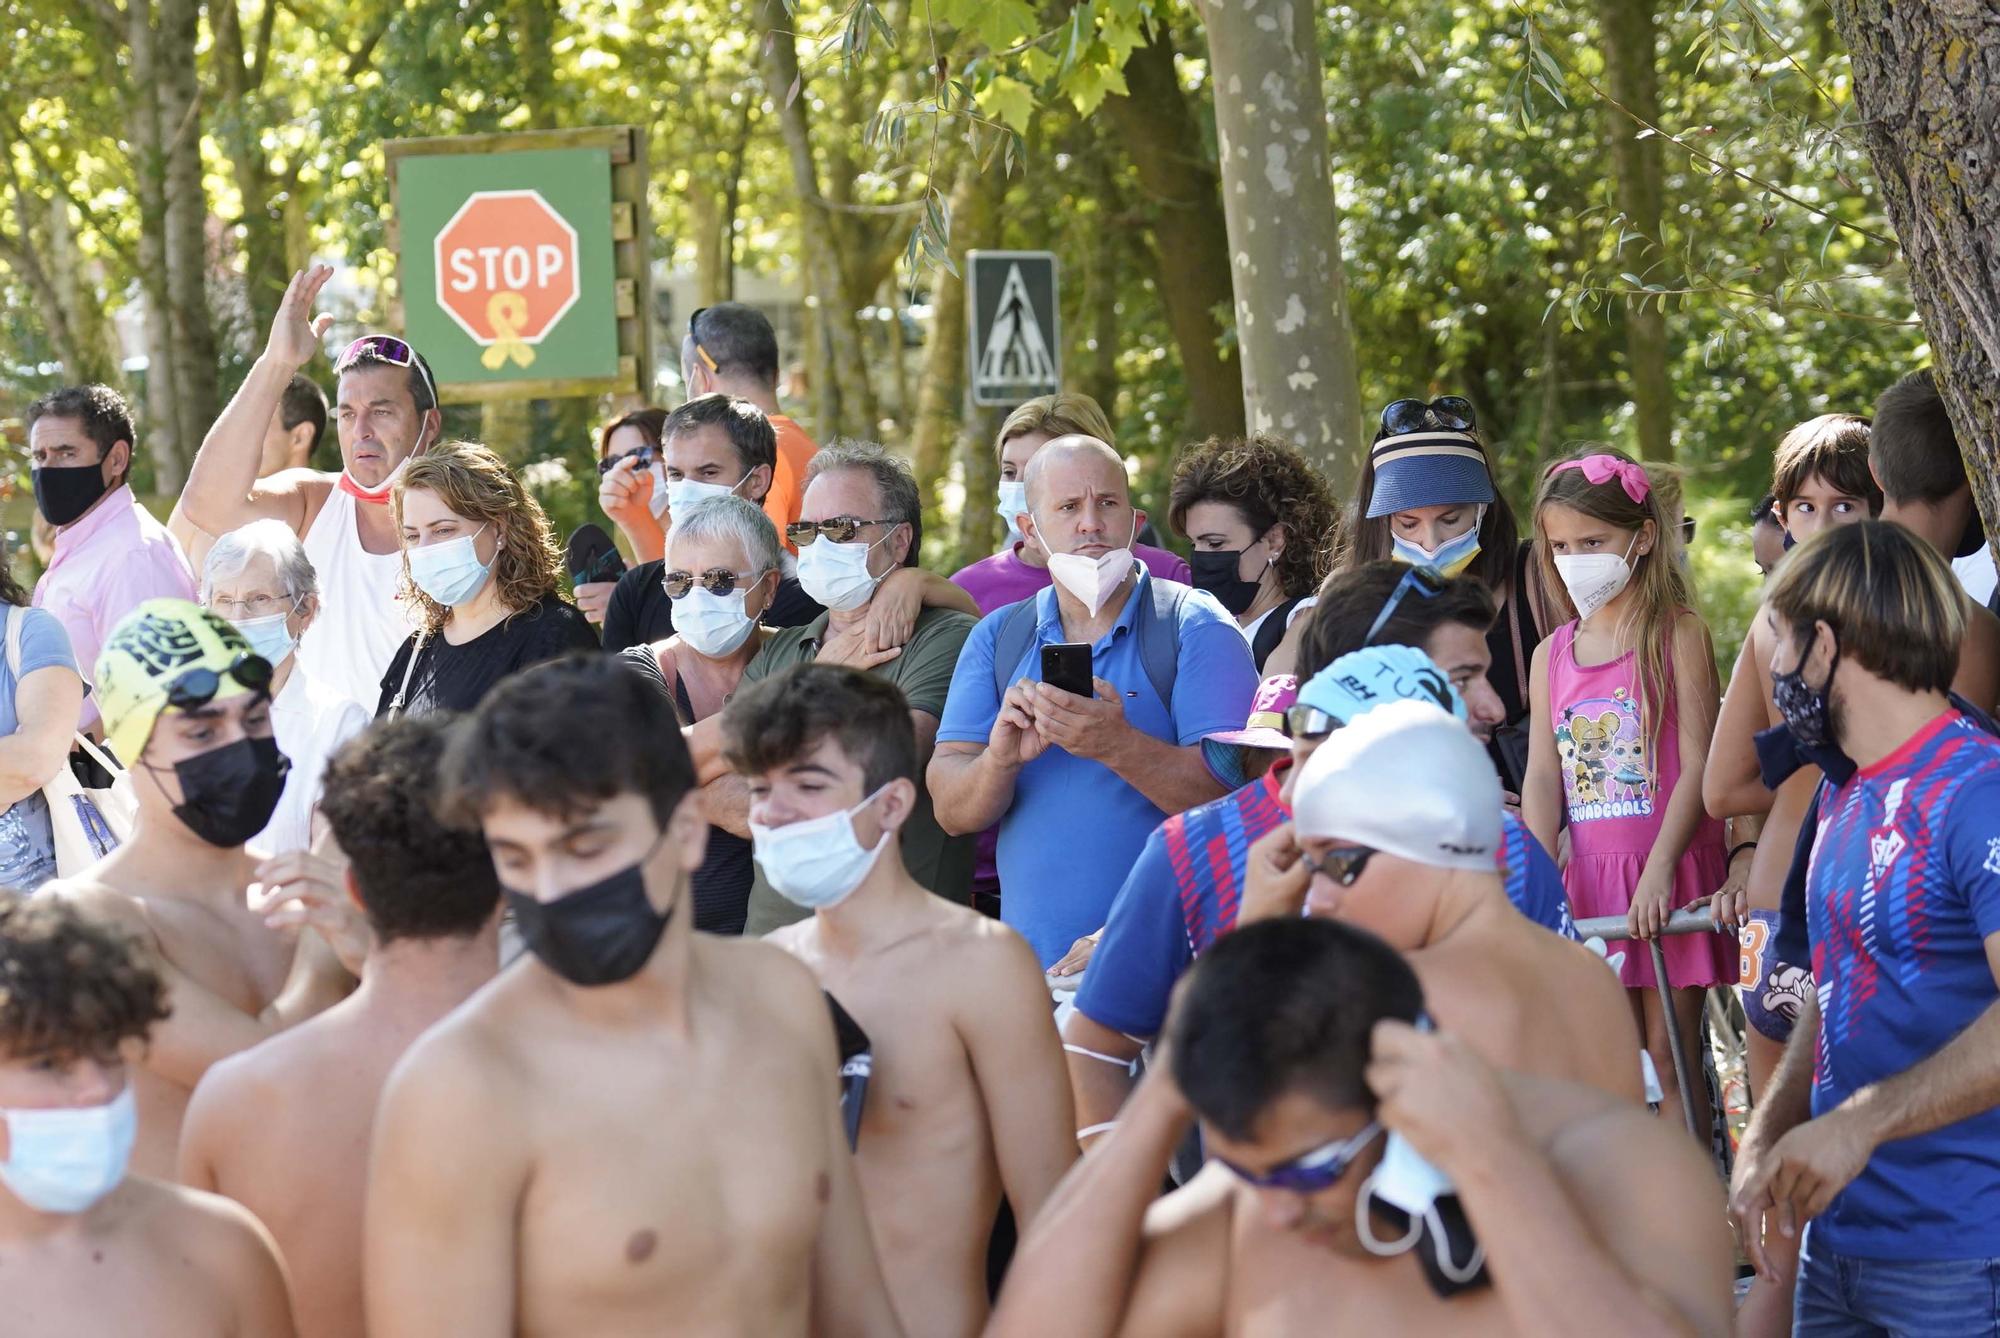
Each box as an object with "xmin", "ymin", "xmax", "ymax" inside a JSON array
[
  {"xmin": 157, "ymin": 0, "xmax": 218, "ymax": 490},
  {"xmin": 1597, "ymin": 0, "xmax": 1674, "ymax": 461},
  {"xmin": 129, "ymin": 0, "xmax": 185, "ymax": 484},
  {"xmin": 1193, "ymin": 0, "xmax": 1365, "ymax": 491},
  {"xmin": 1098, "ymin": 26, "xmax": 1245, "ymax": 441},
  {"xmin": 1828, "ymin": 1, "xmax": 2000, "ymax": 548},
  {"xmin": 212, "ymin": 0, "xmax": 289, "ymax": 340},
  {"xmin": 48, "ymin": 197, "xmax": 122, "ymax": 386},
  {"xmin": 687, "ymin": 183, "xmax": 732, "ymax": 308},
  {"xmin": 913, "ymin": 158, "xmax": 986, "ymax": 486},
  {"xmin": 760, "ymin": 0, "xmax": 880, "ymax": 437}
]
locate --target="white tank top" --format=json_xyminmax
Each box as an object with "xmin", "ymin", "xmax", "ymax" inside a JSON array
[{"xmin": 295, "ymin": 484, "xmax": 412, "ymax": 709}]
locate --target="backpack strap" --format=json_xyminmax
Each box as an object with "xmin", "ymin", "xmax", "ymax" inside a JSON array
[
  {"xmin": 990, "ymin": 597, "xmax": 1043, "ymax": 699},
  {"xmin": 1134, "ymin": 577, "xmax": 1189, "ymax": 714}
]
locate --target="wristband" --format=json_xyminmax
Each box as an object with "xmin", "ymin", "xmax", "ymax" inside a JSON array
[
  {"xmin": 1728, "ymin": 840, "xmax": 1758, "ymax": 864},
  {"xmin": 1076, "ymin": 1122, "xmax": 1119, "ymax": 1142}
]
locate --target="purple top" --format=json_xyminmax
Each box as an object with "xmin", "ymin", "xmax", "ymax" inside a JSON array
[{"xmin": 950, "ymin": 542, "xmax": 1191, "ymax": 616}]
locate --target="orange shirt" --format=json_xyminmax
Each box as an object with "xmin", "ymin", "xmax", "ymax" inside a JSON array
[{"xmin": 765, "ymin": 414, "xmax": 820, "ymax": 552}]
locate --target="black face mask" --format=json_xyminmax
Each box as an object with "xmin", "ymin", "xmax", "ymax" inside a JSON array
[
  {"xmin": 1956, "ymin": 505, "xmax": 1987, "ymax": 560},
  {"xmin": 164, "ymin": 735, "xmax": 291, "ymax": 848},
  {"xmin": 504, "ymin": 844, "xmax": 671, "ymax": 987},
  {"xmin": 33, "ymin": 463, "xmax": 112, "ymax": 527},
  {"xmin": 1188, "ymin": 548, "xmax": 1265, "ymax": 616},
  {"xmin": 1772, "ymin": 636, "xmax": 1839, "ymax": 749}
]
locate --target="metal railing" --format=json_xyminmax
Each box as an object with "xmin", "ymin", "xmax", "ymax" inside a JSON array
[{"xmin": 1572, "ymin": 906, "xmax": 1727, "ymax": 1138}]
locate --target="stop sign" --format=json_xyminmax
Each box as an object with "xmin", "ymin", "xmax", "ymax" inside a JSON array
[{"xmin": 433, "ymin": 190, "xmax": 580, "ymax": 367}]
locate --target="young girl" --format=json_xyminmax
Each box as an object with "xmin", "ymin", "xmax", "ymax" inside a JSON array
[{"xmin": 1523, "ymin": 448, "xmax": 1731, "ymax": 1137}]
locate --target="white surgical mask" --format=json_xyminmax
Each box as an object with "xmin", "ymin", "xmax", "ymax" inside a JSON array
[
  {"xmin": 674, "ymin": 585, "xmax": 759, "ymax": 658},
  {"xmin": 229, "ymin": 610, "xmax": 297, "ymax": 667},
  {"xmin": 1044, "ymin": 520, "xmax": 1138, "ymax": 616},
  {"xmin": 751, "ymin": 786, "xmax": 893, "ymax": 909},
  {"xmin": 665, "ymin": 473, "xmax": 745, "ymax": 520},
  {"xmin": 0, "ymin": 1085, "xmax": 137, "ymax": 1215},
  {"xmin": 647, "ymin": 463, "xmax": 671, "ymax": 519},
  {"xmin": 997, "ymin": 480, "xmax": 1030, "ymax": 543},
  {"xmin": 1552, "ymin": 534, "xmax": 1640, "ymax": 621},
  {"xmin": 407, "ymin": 525, "xmax": 493, "ymax": 609},
  {"xmin": 796, "ymin": 532, "xmax": 891, "ymax": 612}
]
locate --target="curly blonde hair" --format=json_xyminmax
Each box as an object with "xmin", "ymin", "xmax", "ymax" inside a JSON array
[{"xmin": 393, "ymin": 440, "xmax": 566, "ymax": 632}]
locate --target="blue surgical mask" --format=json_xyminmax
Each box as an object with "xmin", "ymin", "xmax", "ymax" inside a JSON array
[
  {"xmin": 997, "ymin": 480, "xmax": 1029, "ymax": 543},
  {"xmin": 408, "ymin": 525, "xmax": 492, "ymax": 608},
  {"xmin": 1390, "ymin": 509, "xmax": 1483, "ymax": 578},
  {"xmin": 796, "ymin": 534, "xmax": 889, "ymax": 612},
  {"xmin": 751, "ymin": 786, "xmax": 893, "ymax": 909},
  {"xmin": 664, "ymin": 473, "xmax": 746, "ymax": 519},
  {"xmin": 674, "ymin": 586, "xmax": 759, "ymax": 658},
  {"xmin": 0, "ymin": 1085, "xmax": 138, "ymax": 1214},
  {"xmin": 229, "ymin": 609, "xmax": 297, "ymax": 667}
]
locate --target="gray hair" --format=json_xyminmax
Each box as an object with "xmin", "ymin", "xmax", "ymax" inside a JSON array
[
  {"xmin": 668, "ymin": 495, "xmax": 782, "ymax": 578},
  {"xmin": 805, "ymin": 439, "xmax": 920, "ymax": 530},
  {"xmin": 201, "ymin": 518, "xmax": 320, "ymax": 603}
]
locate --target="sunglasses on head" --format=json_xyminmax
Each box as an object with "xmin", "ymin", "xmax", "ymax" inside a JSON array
[
  {"xmin": 1379, "ymin": 396, "xmax": 1476, "ymax": 437},
  {"xmin": 688, "ymin": 308, "xmax": 718, "ymax": 374},
  {"xmin": 336, "ymin": 334, "xmax": 440, "ymax": 413},
  {"xmin": 164, "ymin": 653, "xmax": 274, "ymax": 713},
  {"xmin": 663, "ymin": 567, "xmax": 765, "ymax": 599},
  {"xmin": 597, "ymin": 444, "xmax": 657, "ymax": 476},
  {"xmin": 1301, "ymin": 844, "xmax": 1377, "ymax": 888},
  {"xmin": 1216, "ymin": 1119, "xmax": 1384, "ymax": 1194},
  {"xmin": 786, "ymin": 516, "xmax": 898, "ymax": 547},
  {"xmin": 1282, "ymin": 703, "xmax": 1341, "ymax": 743},
  {"xmin": 1364, "ymin": 565, "xmax": 1447, "ymax": 646}
]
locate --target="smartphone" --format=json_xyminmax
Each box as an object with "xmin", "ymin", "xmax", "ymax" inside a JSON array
[{"xmin": 1040, "ymin": 642, "xmax": 1094, "ymax": 698}]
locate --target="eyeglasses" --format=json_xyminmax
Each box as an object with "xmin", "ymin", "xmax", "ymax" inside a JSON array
[
  {"xmin": 209, "ymin": 592, "xmax": 301, "ymax": 621},
  {"xmin": 1364, "ymin": 566, "xmax": 1446, "ymax": 645},
  {"xmin": 1282, "ymin": 703, "xmax": 1341, "ymax": 742},
  {"xmin": 664, "ymin": 567, "xmax": 766, "ymax": 599},
  {"xmin": 1301, "ymin": 844, "xmax": 1377, "ymax": 888},
  {"xmin": 688, "ymin": 308, "xmax": 718, "ymax": 374},
  {"xmin": 164, "ymin": 653, "xmax": 274, "ymax": 712},
  {"xmin": 786, "ymin": 516, "xmax": 899, "ymax": 547},
  {"xmin": 1379, "ymin": 396, "xmax": 1476, "ymax": 437},
  {"xmin": 335, "ymin": 334, "xmax": 439, "ymax": 413},
  {"xmin": 1216, "ymin": 1120, "xmax": 1384, "ymax": 1194},
  {"xmin": 597, "ymin": 444, "xmax": 657, "ymax": 476}
]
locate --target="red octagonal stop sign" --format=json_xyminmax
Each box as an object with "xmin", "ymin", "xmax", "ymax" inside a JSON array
[{"xmin": 434, "ymin": 190, "xmax": 580, "ymax": 368}]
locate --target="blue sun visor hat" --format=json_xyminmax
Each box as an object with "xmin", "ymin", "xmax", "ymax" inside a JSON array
[{"xmin": 1363, "ymin": 432, "xmax": 1495, "ymax": 519}]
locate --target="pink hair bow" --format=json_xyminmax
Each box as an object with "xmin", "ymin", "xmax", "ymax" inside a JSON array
[{"xmin": 1548, "ymin": 454, "xmax": 1650, "ymax": 504}]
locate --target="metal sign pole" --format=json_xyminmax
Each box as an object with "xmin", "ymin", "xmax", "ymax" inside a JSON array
[{"xmin": 1572, "ymin": 907, "xmax": 1724, "ymax": 1139}]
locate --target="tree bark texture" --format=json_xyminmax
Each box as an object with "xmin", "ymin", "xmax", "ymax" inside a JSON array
[
  {"xmin": 913, "ymin": 156, "xmax": 997, "ymax": 487},
  {"xmin": 157, "ymin": 0, "xmax": 219, "ymax": 491},
  {"xmin": 128, "ymin": 0, "xmax": 186, "ymax": 485},
  {"xmin": 1193, "ymin": 0, "xmax": 1365, "ymax": 492},
  {"xmin": 1098, "ymin": 26, "xmax": 1246, "ymax": 442},
  {"xmin": 1828, "ymin": 0, "xmax": 2000, "ymax": 544},
  {"xmin": 760, "ymin": 0, "xmax": 881, "ymax": 437},
  {"xmin": 1597, "ymin": 0, "xmax": 1674, "ymax": 461}
]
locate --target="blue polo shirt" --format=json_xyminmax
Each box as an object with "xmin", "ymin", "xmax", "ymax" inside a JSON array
[{"xmin": 936, "ymin": 569, "xmax": 1257, "ymax": 966}]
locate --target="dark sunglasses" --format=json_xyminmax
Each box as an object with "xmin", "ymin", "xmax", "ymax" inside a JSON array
[
  {"xmin": 1216, "ymin": 1119, "xmax": 1384, "ymax": 1194},
  {"xmin": 786, "ymin": 516, "xmax": 898, "ymax": 547},
  {"xmin": 164, "ymin": 653, "xmax": 274, "ymax": 712},
  {"xmin": 1282, "ymin": 703, "xmax": 1341, "ymax": 742},
  {"xmin": 1364, "ymin": 566, "xmax": 1447, "ymax": 645},
  {"xmin": 1301, "ymin": 844, "xmax": 1377, "ymax": 888},
  {"xmin": 1379, "ymin": 396, "xmax": 1476, "ymax": 437},
  {"xmin": 664, "ymin": 567, "xmax": 764, "ymax": 599},
  {"xmin": 597, "ymin": 444, "xmax": 657, "ymax": 476},
  {"xmin": 688, "ymin": 308, "xmax": 718, "ymax": 374},
  {"xmin": 335, "ymin": 334, "xmax": 439, "ymax": 412}
]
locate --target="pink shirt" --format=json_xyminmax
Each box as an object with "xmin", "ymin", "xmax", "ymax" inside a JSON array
[
  {"xmin": 33, "ymin": 485, "xmax": 196, "ymax": 727},
  {"xmin": 950, "ymin": 542, "xmax": 1192, "ymax": 616}
]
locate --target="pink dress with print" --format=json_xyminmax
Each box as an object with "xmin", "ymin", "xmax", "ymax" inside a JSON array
[{"xmin": 1547, "ymin": 619, "xmax": 1732, "ymax": 989}]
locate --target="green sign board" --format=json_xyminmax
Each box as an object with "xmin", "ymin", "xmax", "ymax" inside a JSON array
[{"xmin": 385, "ymin": 128, "xmax": 651, "ymax": 403}]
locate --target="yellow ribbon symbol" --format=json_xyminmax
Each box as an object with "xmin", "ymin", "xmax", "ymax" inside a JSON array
[{"xmin": 480, "ymin": 291, "xmax": 536, "ymax": 370}]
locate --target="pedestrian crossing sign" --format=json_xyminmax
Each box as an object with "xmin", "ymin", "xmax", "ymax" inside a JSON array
[{"xmin": 968, "ymin": 251, "xmax": 1061, "ymax": 406}]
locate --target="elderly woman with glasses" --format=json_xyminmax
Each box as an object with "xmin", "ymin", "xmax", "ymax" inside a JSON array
[
  {"xmin": 646, "ymin": 494, "xmax": 787, "ymax": 934},
  {"xmin": 202, "ymin": 518, "xmax": 371, "ymax": 855}
]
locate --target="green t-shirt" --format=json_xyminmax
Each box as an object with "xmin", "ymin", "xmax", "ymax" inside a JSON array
[{"xmin": 739, "ymin": 603, "xmax": 978, "ymax": 935}]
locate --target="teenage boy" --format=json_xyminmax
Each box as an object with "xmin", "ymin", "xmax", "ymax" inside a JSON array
[
  {"xmin": 366, "ymin": 654, "xmax": 904, "ymax": 1337},
  {"xmin": 725, "ymin": 663, "xmax": 1075, "ymax": 1337}
]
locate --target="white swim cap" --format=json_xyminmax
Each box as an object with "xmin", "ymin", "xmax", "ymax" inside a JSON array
[{"xmin": 1292, "ymin": 700, "xmax": 1500, "ymax": 872}]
